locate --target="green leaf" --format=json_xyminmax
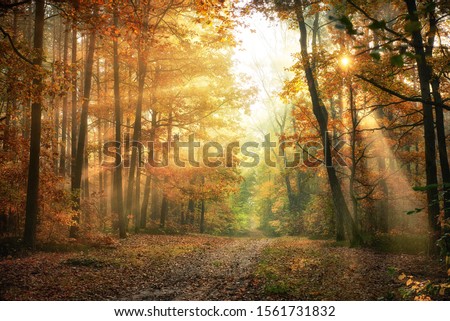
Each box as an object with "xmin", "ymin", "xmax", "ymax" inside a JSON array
[
  {"xmin": 404, "ymin": 52, "xmax": 417, "ymax": 59},
  {"xmin": 405, "ymin": 208, "xmax": 424, "ymax": 215},
  {"xmin": 339, "ymin": 15, "xmax": 353, "ymax": 27},
  {"xmin": 390, "ymin": 55, "xmax": 404, "ymax": 67},
  {"xmin": 338, "ymin": 15, "xmax": 358, "ymax": 35},
  {"xmin": 368, "ymin": 20, "xmax": 386, "ymax": 30},
  {"xmin": 424, "ymin": 2, "xmax": 436, "ymax": 14},
  {"xmin": 413, "ymin": 184, "xmax": 439, "ymax": 191},
  {"xmin": 404, "ymin": 21, "xmax": 421, "ymax": 33},
  {"xmin": 370, "ymin": 50, "xmax": 381, "ymax": 61}
]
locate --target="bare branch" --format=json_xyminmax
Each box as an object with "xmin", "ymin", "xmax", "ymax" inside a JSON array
[
  {"xmin": 0, "ymin": 25, "xmax": 33, "ymax": 65},
  {"xmin": 356, "ymin": 74, "xmax": 450, "ymax": 111}
]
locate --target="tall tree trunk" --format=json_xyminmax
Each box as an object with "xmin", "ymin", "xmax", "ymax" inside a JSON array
[
  {"xmin": 52, "ymin": 18, "xmax": 60, "ymax": 174},
  {"xmin": 284, "ymin": 173, "xmax": 296, "ymax": 211},
  {"xmin": 349, "ymin": 80, "xmax": 360, "ymax": 230},
  {"xmin": 405, "ymin": 0, "xmax": 440, "ymax": 252},
  {"xmin": 431, "ymin": 78, "xmax": 450, "ymax": 228},
  {"xmin": 4, "ymin": 9, "xmax": 19, "ymax": 152},
  {"xmin": 113, "ymin": 2, "xmax": 126, "ymax": 238},
  {"xmin": 70, "ymin": 14, "xmax": 96, "ymax": 237},
  {"xmin": 98, "ymin": 118, "xmax": 106, "ymax": 222},
  {"xmin": 60, "ymin": 25, "xmax": 69, "ymax": 176},
  {"xmin": 71, "ymin": 18, "xmax": 78, "ymax": 186},
  {"xmin": 24, "ymin": 0, "xmax": 45, "ymax": 248},
  {"xmin": 199, "ymin": 175, "xmax": 206, "ymax": 233},
  {"xmin": 294, "ymin": 0, "xmax": 360, "ymax": 244},
  {"xmin": 160, "ymin": 196, "xmax": 168, "ymax": 228},
  {"xmin": 188, "ymin": 198, "xmax": 195, "ymax": 224},
  {"xmin": 83, "ymin": 139, "xmax": 89, "ymax": 199},
  {"xmin": 134, "ymin": 167, "xmax": 141, "ymax": 233},
  {"xmin": 140, "ymin": 175, "xmax": 151, "ymax": 229},
  {"xmin": 140, "ymin": 110, "xmax": 157, "ymax": 229},
  {"xmin": 159, "ymin": 112, "xmax": 172, "ymax": 228},
  {"xmin": 151, "ymin": 178, "xmax": 160, "ymax": 221},
  {"xmin": 426, "ymin": 4, "xmax": 450, "ymax": 228},
  {"xmin": 125, "ymin": 48, "xmax": 146, "ymax": 224},
  {"xmin": 200, "ymin": 199, "xmax": 205, "ymax": 233}
]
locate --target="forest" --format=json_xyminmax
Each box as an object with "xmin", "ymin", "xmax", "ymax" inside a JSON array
[{"xmin": 0, "ymin": 0, "xmax": 449, "ymax": 301}]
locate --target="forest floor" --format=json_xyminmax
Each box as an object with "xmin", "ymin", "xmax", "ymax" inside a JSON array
[{"xmin": 0, "ymin": 234, "xmax": 448, "ymax": 300}]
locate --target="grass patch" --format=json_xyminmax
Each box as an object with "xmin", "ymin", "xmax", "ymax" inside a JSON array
[
  {"xmin": 212, "ymin": 260, "xmax": 222, "ymax": 267},
  {"xmin": 264, "ymin": 281, "xmax": 290, "ymax": 295},
  {"xmin": 38, "ymin": 242, "xmax": 93, "ymax": 253},
  {"xmin": 371, "ymin": 233, "xmax": 429, "ymax": 255},
  {"xmin": 63, "ymin": 257, "xmax": 109, "ymax": 268}
]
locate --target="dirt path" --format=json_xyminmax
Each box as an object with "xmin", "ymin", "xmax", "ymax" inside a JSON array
[
  {"xmin": 1, "ymin": 235, "xmax": 447, "ymax": 300},
  {"xmin": 127, "ymin": 238, "xmax": 272, "ymax": 300}
]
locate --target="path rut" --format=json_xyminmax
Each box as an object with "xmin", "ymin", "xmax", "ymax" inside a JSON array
[{"xmin": 127, "ymin": 238, "xmax": 272, "ymax": 300}]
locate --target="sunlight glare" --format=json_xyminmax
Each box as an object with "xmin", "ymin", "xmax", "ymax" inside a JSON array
[{"xmin": 341, "ymin": 56, "xmax": 350, "ymax": 68}]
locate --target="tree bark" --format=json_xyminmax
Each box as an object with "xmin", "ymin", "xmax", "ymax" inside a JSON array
[
  {"xmin": 160, "ymin": 196, "xmax": 168, "ymax": 228},
  {"xmin": 159, "ymin": 112, "xmax": 172, "ymax": 228},
  {"xmin": 284, "ymin": 173, "xmax": 296, "ymax": 212},
  {"xmin": 200, "ymin": 199, "xmax": 205, "ymax": 233},
  {"xmin": 140, "ymin": 175, "xmax": 151, "ymax": 229},
  {"xmin": 140, "ymin": 110, "xmax": 157, "ymax": 229},
  {"xmin": 426, "ymin": 4, "xmax": 450, "ymax": 225},
  {"xmin": 404, "ymin": 0, "xmax": 440, "ymax": 252},
  {"xmin": 125, "ymin": 45, "xmax": 147, "ymax": 224},
  {"xmin": 188, "ymin": 198, "xmax": 195, "ymax": 224},
  {"xmin": 151, "ymin": 178, "xmax": 160, "ymax": 221},
  {"xmin": 112, "ymin": 2, "xmax": 126, "ymax": 238},
  {"xmin": 431, "ymin": 77, "xmax": 450, "ymax": 228},
  {"xmin": 134, "ymin": 166, "xmax": 141, "ymax": 233},
  {"xmin": 71, "ymin": 17, "xmax": 78, "ymax": 187},
  {"xmin": 24, "ymin": 0, "xmax": 45, "ymax": 248},
  {"xmin": 294, "ymin": 0, "xmax": 360, "ymax": 244},
  {"xmin": 83, "ymin": 138, "xmax": 89, "ymax": 199},
  {"xmin": 70, "ymin": 13, "xmax": 96, "ymax": 237},
  {"xmin": 60, "ymin": 25, "xmax": 69, "ymax": 176}
]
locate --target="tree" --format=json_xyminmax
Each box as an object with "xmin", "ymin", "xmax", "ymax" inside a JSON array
[
  {"xmin": 329, "ymin": 0, "xmax": 449, "ymax": 250},
  {"xmin": 112, "ymin": 0, "xmax": 126, "ymax": 238},
  {"xmin": 70, "ymin": 5, "xmax": 97, "ymax": 237},
  {"xmin": 23, "ymin": 0, "xmax": 45, "ymax": 248},
  {"xmin": 252, "ymin": 0, "xmax": 361, "ymax": 243}
]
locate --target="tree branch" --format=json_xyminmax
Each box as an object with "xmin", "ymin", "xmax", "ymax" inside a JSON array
[
  {"xmin": 356, "ymin": 74, "xmax": 450, "ymax": 111},
  {"xmin": 0, "ymin": 25, "xmax": 33, "ymax": 65},
  {"xmin": 0, "ymin": 0, "xmax": 31, "ymax": 11}
]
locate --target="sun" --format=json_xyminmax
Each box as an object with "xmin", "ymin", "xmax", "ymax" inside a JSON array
[{"xmin": 341, "ymin": 56, "xmax": 351, "ymax": 68}]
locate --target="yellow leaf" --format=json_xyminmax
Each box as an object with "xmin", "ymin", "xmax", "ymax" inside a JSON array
[
  {"xmin": 406, "ymin": 278, "xmax": 413, "ymax": 286},
  {"xmin": 398, "ymin": 273, "xmax": 406, "ymax": 280},
  {"xmin": 447, "ymin": 268, "xmax": 450, "ymax": 277},
  {"xmin": 439, "ymin": 287, "xmax": 446, "ymax": 296}
]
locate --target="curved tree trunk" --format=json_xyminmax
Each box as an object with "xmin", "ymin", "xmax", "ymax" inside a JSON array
[{"xmin": 294, "ymin": 0, "xmax": 360, "ymax": 244}]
